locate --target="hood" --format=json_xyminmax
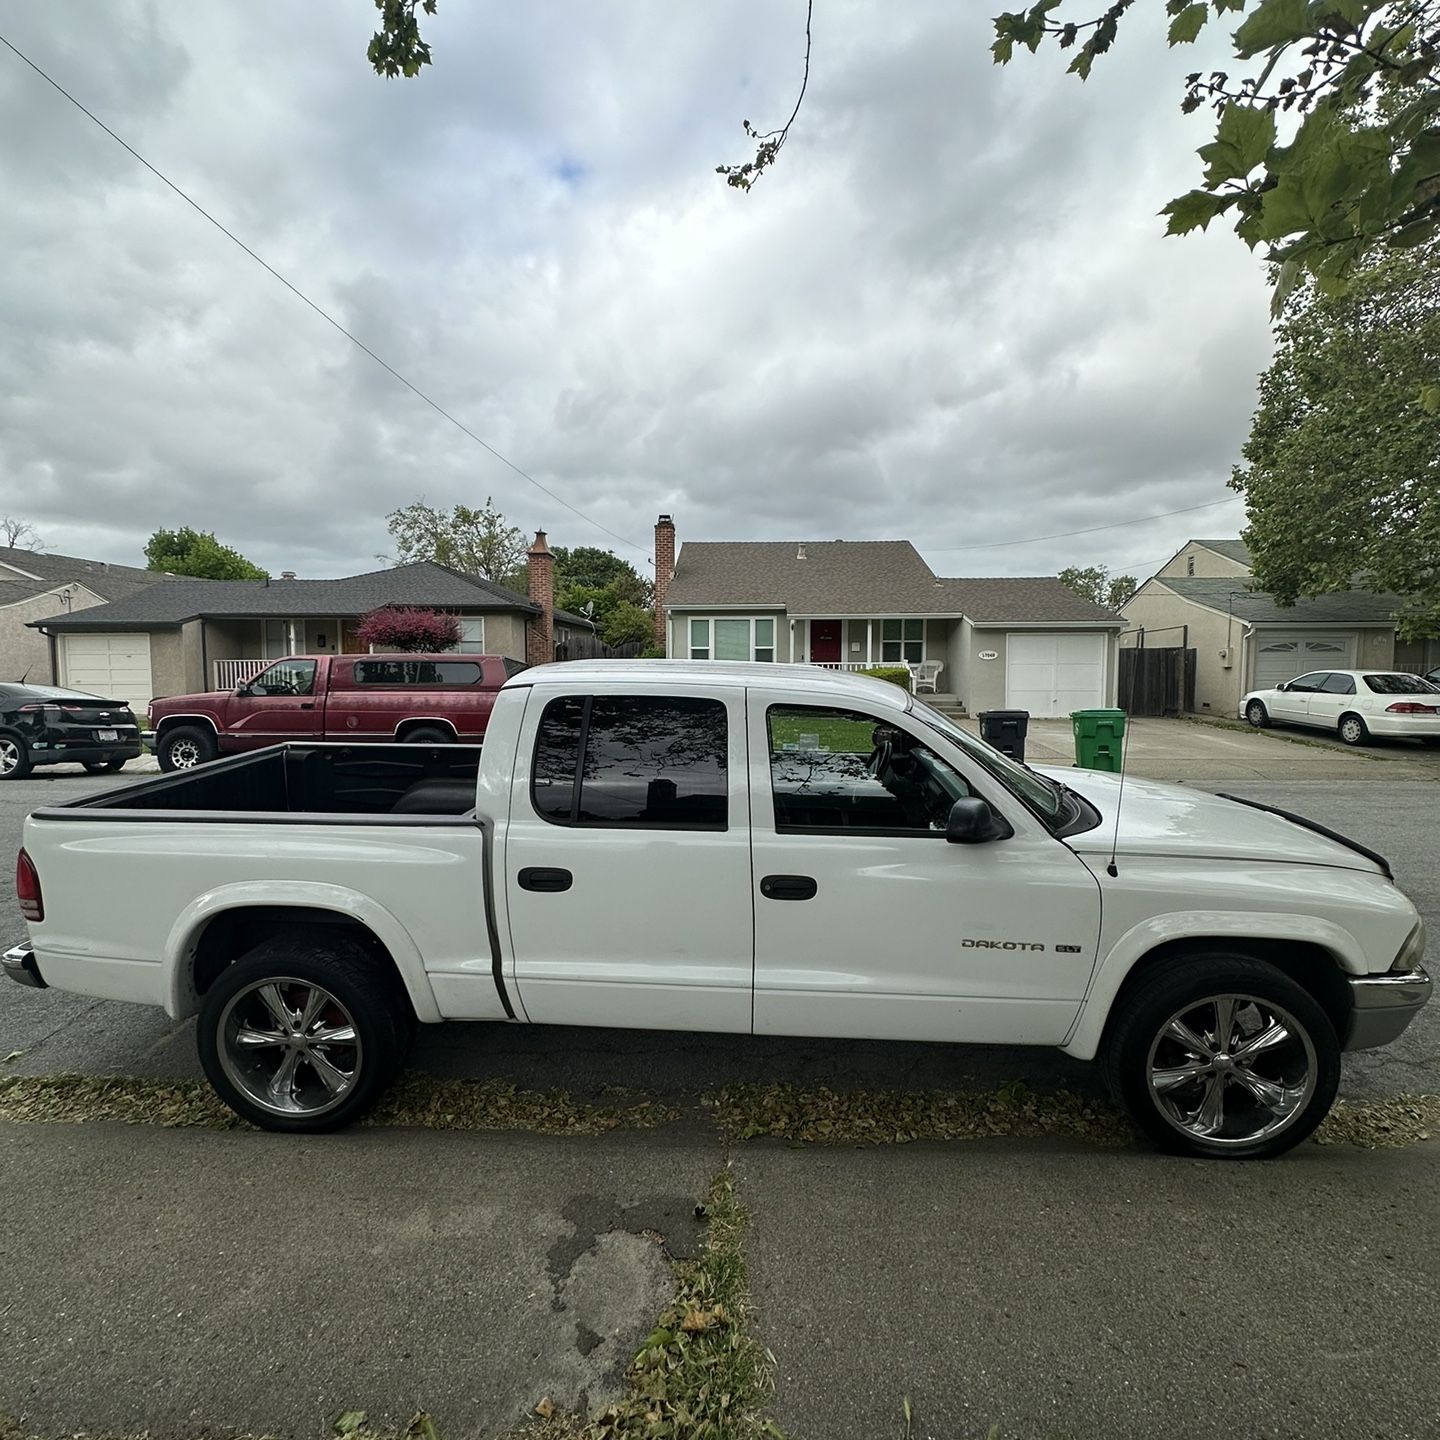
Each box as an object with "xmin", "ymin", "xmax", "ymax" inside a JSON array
[
  {"xmin": 150, "ymin": 689, "xmax": 231, "ymax": 709},
  {"xmin": 1038, "ymin": 767, "xmax": 1387, "ymax": 875}
]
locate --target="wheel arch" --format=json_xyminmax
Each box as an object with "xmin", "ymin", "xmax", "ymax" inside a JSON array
[
  {"xmin": 154, "ymin": 713, "xmax": 221, "ymax": 737},
  {"xmin": 164, "ymin": 883, "xmax": 441, "ymax": 1024},
  {"xmin": 1062, "ymin": 916, "xmax": 1362, "ymax": 1061},
  {"xmin": 394, "ymin": 717, "xmax": 459, "ymax": 741}
]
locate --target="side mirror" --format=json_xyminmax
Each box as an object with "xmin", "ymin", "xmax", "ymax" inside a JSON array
[
  {"xmin": 1275, "ymin": 681, "xmax": 1289, "ymax": 692},
  {"xmin": 235, "ymin": 684, "xmax": 253, "ymax": 697},
  {"xmin": 945, "ymin": 797, "xmax": 1010, "ymax": 844}
]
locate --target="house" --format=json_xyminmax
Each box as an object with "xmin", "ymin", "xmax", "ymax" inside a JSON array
[
  {"xmin": 1121, "ymin": 538, "xmax": 1432, "ymax": 716},
  {"xmin": 26, "ymin": 533, "xmax": 598, "ymax": 713},
  {"xmin": 652, "ymin": 515, "xmax": 1125, "ymax": 717},
  {"xmin": 1, "ymin": 545, "xmax": 175, "ymax": 692}
]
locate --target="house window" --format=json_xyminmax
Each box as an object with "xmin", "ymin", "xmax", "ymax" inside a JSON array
[
  {"xmin": 454, "ymin": 617, "xmax": 485, "ymax": 654},
  {"xmin": 530, "ymin": 695, "xmax": 729, "ymax": 829},
  {"xmin": 881, "ymin": 619, "xmax": 924, "ymax": 664},
  {"xmin": 687, "ymin": 616, "xmax": 775, "ymax": 662}
]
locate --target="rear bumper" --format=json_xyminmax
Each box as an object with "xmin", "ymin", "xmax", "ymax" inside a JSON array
[
  {"xmin": 1345, "ymin": 965, "xmax": 1431, "ymax": 1050},
  {"xmin": 29, "ymin": 743, "xmax": 143, "ymax": 765},
  {"xmin": 2, "ymin": 942, "xmax": 46, "ymax": 989},
  {"xmin": 1362, "ymin": 714, "xmax": 1440, "ymax": 738}
]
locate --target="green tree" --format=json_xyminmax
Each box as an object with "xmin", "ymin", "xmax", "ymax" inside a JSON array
[
  {"xmin": 1059, "ymin": 564, "xmax": 1137, "ymax": 608},
  {"xmin": 992, "ymin": 1, "xmax": 1440, "ymax": 333},
  {"xmin": 553, "ymin": 545, "xmax": 654, "ymax": 606},
  {"xmin": 600, "ymin": 599, "xmax": 655, "ymax": 648},
  {"xmin": 144, "ymin": 527, "xmax": 267, "ymax": 579},
  {"xmin": 1230, "ymin": 239, "xmax": 1440, "ymax": 638},
  {"xmin": 386, "ymin": 497, "xmax": 528, "ymax": 583}
]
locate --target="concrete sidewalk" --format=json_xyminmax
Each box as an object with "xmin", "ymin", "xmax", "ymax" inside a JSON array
[{"xmin": 3, "ymin": 1119, "xmax": 1438, "ymax": 1440}]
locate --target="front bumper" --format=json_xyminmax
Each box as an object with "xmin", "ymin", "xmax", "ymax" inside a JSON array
[
  {"xmin": 2, "ymin": 942, "xmax": 46, "ymax": 989},
  {"xmin": 1346, "ymin": 965, "xmax": 1431, "ymax": 1050}
]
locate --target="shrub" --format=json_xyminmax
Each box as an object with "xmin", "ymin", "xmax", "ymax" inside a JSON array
[
  {"xmin": 858, "ymin": 666, "xmax": 913, "ymax": 692},
  {"xmin": 355, "ymin": 606, "xmax": 462, "ymax": 653}
]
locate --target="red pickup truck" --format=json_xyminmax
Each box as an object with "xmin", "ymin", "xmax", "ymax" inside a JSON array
[{"xmin": 146, "ymin": 653, "xmax": 524, "ymax": 772}]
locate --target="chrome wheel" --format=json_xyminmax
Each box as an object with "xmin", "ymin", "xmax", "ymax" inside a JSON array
[
  {"xmin": 0, "ymin": 738, "xmax": 22, "ymax": 776},
  {"xmin": 1146, "ymin": 992, "xmax": 1317, "ymax": 1150},
  {"xmin": 167, "ymin": 738, "xmax": 203, "ymax": 768},
  {"xmin": 216, "ymin": 977, "xmax": 363, "ymax": 1118}
]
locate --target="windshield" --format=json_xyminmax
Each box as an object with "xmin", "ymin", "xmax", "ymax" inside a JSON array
[
  {"xmin": 1363, "ymin": 673, "xmax": 1439, "ymax": 695},
  {"xmin": 907, "ymin": 696, "xmax": 1065, "ymax": 822}
]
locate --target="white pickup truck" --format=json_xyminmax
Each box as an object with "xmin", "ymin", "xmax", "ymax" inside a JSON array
[{"xmin": 5, "ymin": 661, "xmax": 1430, "ymax": 1158}]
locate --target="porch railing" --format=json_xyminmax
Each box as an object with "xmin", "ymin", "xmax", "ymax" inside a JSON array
[{"xmin": 213, "ymin": 658, "xmax": 271, "ymax": 690}]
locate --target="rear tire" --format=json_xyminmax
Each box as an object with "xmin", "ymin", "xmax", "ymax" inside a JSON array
[
  {"xmin": 83, "ymin": 758, "xmax": 127, "ymax": 775},
  {"xmin": 1338, "ymin": 713, "xmax": 1369, "ymax": 747},
  {"xmin": 1245, "ymin": 700, "xmax": 1269, "ymax": 728},
  {"xmin": 400, "ymin": 725, "xmax": 454, "ymax": 745},
  {"xmin": 158, "ymin": 725, "xmax": 217, "ymax": 772},
  {"xmin": 196, "ymin": 933, "xmax": 413, "ymax": 1132},
  {"xmin": 1102, "ymin": 952, "xmax": 1339, "ymax": 1160},
  {"xmin": 0, "ymin": 735, "xmax": 32, "ymax": 780}
]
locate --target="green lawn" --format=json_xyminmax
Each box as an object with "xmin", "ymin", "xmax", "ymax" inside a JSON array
[{"xmin": 768, "ymin": 708, "xmax": 878, "ymax": 754}]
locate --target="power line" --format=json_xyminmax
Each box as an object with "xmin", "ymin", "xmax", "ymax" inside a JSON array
[
  {"xmin": 925, "ymin": 496, "xmax": 1241, "ymax": 552},
  {"xmin": 0, "ymin": 32, "xmax": 651, "ymax": 562}
]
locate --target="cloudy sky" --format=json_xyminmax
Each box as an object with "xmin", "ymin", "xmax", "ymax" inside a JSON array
[{"xmin": 0, "ymin": 2, "xmax": 1271, "ymax": 586}]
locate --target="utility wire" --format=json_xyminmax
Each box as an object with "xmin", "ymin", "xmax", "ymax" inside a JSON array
[
  {"xmin": 925, "ymin": 496, "xmax": 1241, "ymax": 552},
  {"xmin": 0, "ymin": 32, "xmax": 651, "ymax": 561}
]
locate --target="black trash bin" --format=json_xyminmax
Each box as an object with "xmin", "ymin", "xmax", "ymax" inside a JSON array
[{"xmin": 979, "ymin": 709, "xmax": 1030, "ymax": 763}]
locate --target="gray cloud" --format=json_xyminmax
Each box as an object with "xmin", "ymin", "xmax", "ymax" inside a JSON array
[{"xmin": 0, "ymin": 1, "xmax": 1265, "ymax": 585}]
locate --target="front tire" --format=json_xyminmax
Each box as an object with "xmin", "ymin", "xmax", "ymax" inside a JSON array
[
  {"xmin": 0, "ymin": 735, "xmax": 32, "ymax": 780},
  {"xmin": 1245, "ymin": 700, "xmax": 1269, "ymax": 728},
  {"xmin": 1102, "ymin": 953, "xmax": 1339, "ymax": 1160},
  {"xmin": 196, "ymin": 934, "xmax": 413, "ymax": 1132},
  {"xmin": 158, "ymin": 725, "xmax": 217, "ymax": 772},
  {"xmin": 1338, "ymin": 713, "xmax": 1370, "ymax": 747}
]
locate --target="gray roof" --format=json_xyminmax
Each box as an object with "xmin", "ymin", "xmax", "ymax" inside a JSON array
[
  {"xmin": 937, "ymin": 577, "xmax": 1124, "ymax": 626},
  {"xmin": 0, "ymin": 546, "xmax": 172, "ymax": 605},
  {"xmin": 667, "ymin": 540, "xmax": 951, "ymax": 615},
  {"xmin": 666, "ymin": 540, "xmax": 1122, "ymax": 625},
  {"xmin": 30, "ymin": 561, "xmax": 562, "ymax": 631},
  {"xmin": 1192, "ymin": 538, "xmax": 1253, "ymax": 568},
  {"xmin": 1154, "ymin": 577, "xmax": 1403, "ymax": 625}
]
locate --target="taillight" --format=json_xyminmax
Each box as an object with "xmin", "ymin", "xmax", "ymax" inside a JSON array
[
  {"xmin": 16, "ymin": 848, "xmax": 43, "ymax": 923},
  {"xmin": 1386, "ymin": 703, "xmax": 1438, "ymax": 714}
]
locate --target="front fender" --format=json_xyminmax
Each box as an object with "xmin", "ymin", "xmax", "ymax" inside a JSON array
[
  {"xmin": 1060, "ymin": 910, "xmax": 1370, "ymax": 1061},
  {"xmin": 163, "ymin": 880, "xmax": 442, "ymax": 1023}
]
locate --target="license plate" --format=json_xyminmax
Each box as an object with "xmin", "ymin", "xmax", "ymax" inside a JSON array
[{"xmin": 96, "ymin": 729, "xmax": 118, "ymax": 742}]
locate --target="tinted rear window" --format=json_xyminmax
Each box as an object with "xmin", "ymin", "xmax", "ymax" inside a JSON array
[
  {"xmin": 1363, "ymin": 673, "xmax": 1438, "ymax": 694},
  {"xmin": 531, "ymin": 695, "xmax": 728, "ymax": 829},
  {"xmin": 352, "ymin": 660, "xmax": 484, "ymax": 686}
]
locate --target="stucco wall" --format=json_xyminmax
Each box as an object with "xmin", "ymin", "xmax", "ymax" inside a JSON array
[
  {"xmin": 0, "ymin": 585, "xmax": 107, "ymax": 686},
  {"xmin": 149, "ymin": 629, "xmax": 189, "ymax": 700},
  {"xmin": 1122, "ymin": 581, "xmax": 1242, "ymax": 715},
  {"xmin": 1158, "ymin": 543, "xmax": 1252, "ymax": 580},
  {"xmin": 961, "ymin": 629, "xmax": 1010, "ymax": 714},
  {"xmin": 475, "ymin": 611, "xmax": 529, "ymax": 662},
  {"xmin": 179, "ymin": 620, "xmax": 207, "ymax": 693},
  {"xmin": 1356, "ymin": 629, "xmax": 1395, "ymax": 670}
]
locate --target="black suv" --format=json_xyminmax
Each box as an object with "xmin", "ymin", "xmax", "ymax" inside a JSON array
[{"xmin": 0, "ymin": 684, "xmax": 142, "ymax": 780}]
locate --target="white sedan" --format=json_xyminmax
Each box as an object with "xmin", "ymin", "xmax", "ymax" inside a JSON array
[{"xmin": 1242, "ymin": 669, "xmax": 1440, "ymax": 746}]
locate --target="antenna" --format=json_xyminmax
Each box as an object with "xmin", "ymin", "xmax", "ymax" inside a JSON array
[{"xmin": 1105, "ymin": 636, "xmax": 1143, "ymax": 878}]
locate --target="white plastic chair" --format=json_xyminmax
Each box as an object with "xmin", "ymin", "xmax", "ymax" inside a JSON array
[{"xmin": 908, "ymin": 660, "xmax": 942, "ymax": 694}]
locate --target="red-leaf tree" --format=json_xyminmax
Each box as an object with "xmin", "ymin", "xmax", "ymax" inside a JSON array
[{"xmin": 354, "ymin": 606, "xmax": 462, "ymax": 653}]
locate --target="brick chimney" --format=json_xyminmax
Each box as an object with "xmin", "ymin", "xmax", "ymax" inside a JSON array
[
  {"xmin": 653, "ymin": 513, "xmax": 675, "ymax": 652},
  {"xmin": 526, "ymin": 530, "xmax": 554, "ymax": 666}
]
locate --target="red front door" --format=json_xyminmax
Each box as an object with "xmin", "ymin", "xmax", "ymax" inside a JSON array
[{"xmin": 810, "ymin": 620, "xmax": 842, "ymax": 664}]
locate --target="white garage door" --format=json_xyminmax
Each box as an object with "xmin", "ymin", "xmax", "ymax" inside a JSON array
[
  {"xmin": 1005, "ymin": 633, "xmax": 1107, "ymax": 717},
  {"xmin": 60, "ymin": 633, "xmax": 153, "ymax": 713},
  {"xmin": 1253, "ymin": 633, "xmax": 1355, "ymax": 690}
]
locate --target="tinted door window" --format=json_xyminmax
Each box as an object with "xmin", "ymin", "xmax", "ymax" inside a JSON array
[
  {"xmin": 531, "ymin": 695, "xmax": 728, "ymax": 829},
  {"xmin": 1320, "ymin": 673, "xmax": 1356, "ymax": 695},
  {"xmin": 768, "ymin": 704, "xmax": 969, "ymax": 833},
  {"xmin": 352, "ymin": 660, "xmax": 483, "ymax": 686},
  {"xmin": 1285, "ymin": 672, "xmax": 1329, "ymax": 693},
  {"xmin": 250, "ymin": 660, "xmax": 316, "ymax": 696}
]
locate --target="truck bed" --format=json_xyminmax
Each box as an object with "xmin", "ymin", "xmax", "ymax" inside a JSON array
[{"xmin": 34, "ymin": 743, "xmax": 482, "ymax": 822}]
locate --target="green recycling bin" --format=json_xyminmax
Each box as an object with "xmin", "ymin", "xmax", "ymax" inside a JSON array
[{"xmin": 1071, "ymin": 708, "xmax": 1127, "ymax": 772}]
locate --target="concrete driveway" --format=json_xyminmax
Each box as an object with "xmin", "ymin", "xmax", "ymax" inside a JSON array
[{"xmin": 982, "ymin": 715, "xmax": 1440, "ymax": 783}]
